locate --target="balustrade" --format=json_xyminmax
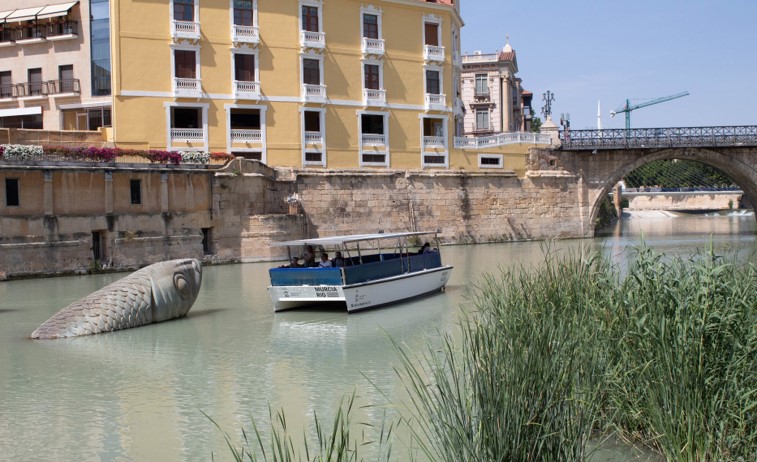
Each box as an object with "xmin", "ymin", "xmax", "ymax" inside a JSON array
[
  {"xmin": 361, "ymin": 37, "xmax": 384, "ymax": 56},
  {"xmin": 232, "ymin": 25, "xmax": 259, "ymax": 44},
  {"xmin": 171, "ymin": 128, "xmax": 204, "ymax": 141},
  {"xmin": 230, "ymin": 129, "xmax": 262, "ymax": 143}
]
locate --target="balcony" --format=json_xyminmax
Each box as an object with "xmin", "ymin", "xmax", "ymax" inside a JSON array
[
  {"xmin": 232, "ymin": 24, "xmax": 259, "ymax": 46},
  {"xmin": 300, "ymin": 30, "xmax": 325, "ymax": 50},
  {"xmin": 15, "ymin": 26, "xmax": 46, "ymax": 44},
  {"xmin": 302, "ymin": 84, "xmax": 327, "ymax": 103},
  {"xmin": 46, "ymin": 21, "xmax": 78, "ymax": 41},
  {"xmin": 234, "ymin": 80, "xmax": 260, "ymax": 100},
  {"xmin": 474, "ymin": 89, "xmax": 490, "ymax": 101},
  {"xmin": 173, "ymin": 77, "xmax": 202, "ymax": 98},
  {"xmin": 170, "ymin": 128, "xmax": 203, "ymax": 143},
  {"xmin": 423, "ymin": 136, "xmax": 446, "ymax": 149},
  {"xmin": 425, "ymin": 93, "xmax": 446, "ymax": 111},
  {"xmin": 171, "ymin": 20, "xmax": 200, "ymax": 42},
  {"xmin": 0, "ymin": 85, "xmax": 17, "ymax": 100},
  {"xmin": 423, "ymin": 44, "xmax": 445, "ymax": 63},
  {"xmin": 304, "ymin": 131, "xmax": 323, "ymax": 145},
  {"xmin": 16, "ymin": 82, "xmax": 49, "ymax": 99},
  {"xmin": 48, "ymin": 79, "xmax": 81, "ymax": 96},
  {"xmin": 363, "ymin": 88, "xmax": 386, "ymax": 107},
  {"xmin": 361, "ymin": 37, "xmax": 384, "ymax": 56},
  {"xmin": 361, "ymin": 133, "xmax": 387, "ymax": 146},
  {"xmin": 230, "ymin": 129, "xmax": 262, "ymax": 143}
]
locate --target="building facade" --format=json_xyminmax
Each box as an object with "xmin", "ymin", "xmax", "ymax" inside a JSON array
[
  {"xmin": 111, "ymin": 0, "xmax": 467, "ymax": 170},
  {"xmin": 0, "ymin": 0, "xmax": 112, "ymax": 131},
  {"xmin": 461, "ymin": 40, "xmax": 531, "ymax": 135}
]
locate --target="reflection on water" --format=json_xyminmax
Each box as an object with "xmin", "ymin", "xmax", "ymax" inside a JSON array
[{"xmin": 0, "ymin": 214, "xmax": 754, "ymax": 461}]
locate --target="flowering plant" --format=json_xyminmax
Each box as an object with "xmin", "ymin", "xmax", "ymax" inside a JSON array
[
  {"xmin": 210, "ymin": 152, "xmax": 236, "ymax": 161},
  {"xmin": 0, "ymin": 144, "xmax": 44, "ymax": 161},
  {"xmin": 179, "ymin": 151, "xmax": 210, "ymax": 164}
]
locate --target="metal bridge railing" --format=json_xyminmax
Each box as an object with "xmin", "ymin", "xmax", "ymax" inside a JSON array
[{"xmin": 559, "ymin": 126, "xmax": 757, "ymax": 150}]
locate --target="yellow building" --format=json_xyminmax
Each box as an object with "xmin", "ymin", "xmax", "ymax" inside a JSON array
[{"xmin": 111, "ymin": 0, "xmax": 477, "ymax": 169}]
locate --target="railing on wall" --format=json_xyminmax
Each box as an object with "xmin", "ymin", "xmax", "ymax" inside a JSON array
[
  {"xmin": 454, "ymin": 132, "xmax": 552, "ymax": 149},
  {"xmin": 560, "ymin": 126, "xmax": 757, "ymax": 150}
]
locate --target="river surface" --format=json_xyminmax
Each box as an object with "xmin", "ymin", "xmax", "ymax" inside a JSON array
[{"xmin": 0, "ymin": 212, "xmax": 754, "ymax": 461}]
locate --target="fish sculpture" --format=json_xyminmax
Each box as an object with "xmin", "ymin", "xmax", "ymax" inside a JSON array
[{"xmin": 31, "ymin": 259, "xmax": 202, "ymax": 339}]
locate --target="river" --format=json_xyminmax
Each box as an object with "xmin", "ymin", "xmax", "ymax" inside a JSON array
[{"xmin": 0, "ymin": 212, "xmax": 754, "ymax": 461}]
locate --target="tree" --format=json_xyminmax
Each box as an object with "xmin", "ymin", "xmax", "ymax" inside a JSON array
[{"xmin": 530, "ymin": 116, "xmax": 542, "ymax": 133}]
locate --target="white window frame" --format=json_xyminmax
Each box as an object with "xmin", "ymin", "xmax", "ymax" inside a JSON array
[
  {"xmin": 420, "ymin": 115, "xmax": 448, "ymax": 168},
  {"xmin": 478, "ymin": 154, "xmax": 503, "ymax": 169},
  {"xmin": 299, "ymin": 0, "xmax": 323, "ymax": 33},
  {"xmin": 423, "ymin": 64, "xmax": 443, "ymax": 95},
  {"xmin": 301, "ymin": 107, "xmax": 326, "ymax": 167},
  {"xmin": 361, "ymin": 57, "xmax": 384, "ymax": 91},
  {"xmin": 229, "ymin": 0, "xmax": 257, "ymax": 26},
  {"xmin": 231, "ymin": 47, "xmax": 260, "ymax": 82},
  {"xmin": 170, "ymin": 43, "xmax": 202, "ymax": 81},
  {"xmin": 164, "ymin": 101, "xmax": 209, "ymax": 151},
  {"xmin": 358, "ymin": 110, "xmax": 389, "ymax": 168},
  {"xmin": 360, "ymin": 5, "xmax": 382, "ymax": 39},
  {"xmin": 225, "ymin": 103, "xmax": 267, "ymax": 163},
  {"xmin": 475, "ymin": 108, "xmax": 490, "ymax": 131},
  {"xmin": 300, "ymin": 52, "xmax": 325, "ymax": 86},
  {"xmin": 422, "ymin": 13, "xmax": 442, "ymax": 46}
]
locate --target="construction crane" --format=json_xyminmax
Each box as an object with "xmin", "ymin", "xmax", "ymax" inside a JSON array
[{"xmin": 610, "ymin": 91, "xmax": 689, "ymax": 129}]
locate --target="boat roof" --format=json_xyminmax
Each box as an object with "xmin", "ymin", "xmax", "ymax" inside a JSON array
[{"xmin": 270, "ymin": 231, "xmax": 437, "ymax": 247}]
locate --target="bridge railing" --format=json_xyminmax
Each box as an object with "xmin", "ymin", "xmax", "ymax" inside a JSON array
[{"xmin": 560, "ymin": 126, "xmax": 757, "ymax": 150}]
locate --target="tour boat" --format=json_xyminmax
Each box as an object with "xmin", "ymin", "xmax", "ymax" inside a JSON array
[{"xmin": 268, "ymin": 231, "xmax": 453, "ymax": 312}]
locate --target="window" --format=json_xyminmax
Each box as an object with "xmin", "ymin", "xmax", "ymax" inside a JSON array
[
  {"xmin": 364, "ymin": 64, "xmax": 380, "ymax": 90},
  {"xmin": 426, "ymin": 70, "xmax": 440, "ymax": 95},
  {"xmin": 28, "ymin": 68, "xmax": 42, "ymax": 95},
  {"xmin": 475, "ymin": 74, "xmax": 488, "ymax": 96},
  {"xmin": 58, "ymin": 65, "xmax": 75, "ymax": 93},
  {"xmin": 234, "ymin": 54, "xmax": 255, "ymax": 82},
  {"xmin": 302, "ymin": 5, "xmax": 319, "ymax": 32},
  {"xmin": 172, "ymin": 107, "xmax": 201, "ymax": 128},
  {"xmin": 361, "ymin": 114, "xmax": 384, "ymax": 134},
  {"xmin": 92, "ymin": 231, "xmax": 103, "ymax": 261},
  {"xmin": 233, "ymin": 0, "xmax": 254, "ymax": 26},
  {"xmin": 230, "ymin": 109, "xmax": 260, "ymax": 129},
  {"xmin": 304, "ymin": 111, "xmax": 320, "ymax": 132},
  {"xmin": 424, "ymin": 22, "xmax": 439, "ymax": 46},
  {"xmin": 173, "ymin": 0, "xmax": 194, "ymax": 21},
  {"xmin": 476, "ymin": 109, "xmax": 489, "ymax": 131},
  {"xmin": 90, "ymin": 0, "xmax": 111, "ymax": 96},
  {"xmin": 303, "ymin": 58, "xmax": 320, "ymax": 85},
  {"xmin": 480, "ymin": 155, "xmax": 502, "ymax": 167},
  {"xmin": 232, "ymin": 151, "xmax": 262, "ymax": 160},
  {"xmin": 88, "ymin": 107, "xmax": 112, "ymax": 129},
  {"xmin": 423, "ymin": 117, "xmax": 444, "ymax": 137},
  {"xmin": 5, "ymin": 179, "xmax": 19, "ymax": 207},
  {"xmin": 174, "ymin": 50, "xmax": 196, "ymax": 79},
  {"xmin": 130, "ymin": 180, "xmax": 142, "ymax": 205},
  {"xmin": 363, "ymin": 14, "xmax": 378, "ymax": 39},
  {"xmin": 0, "ymin": 71, "xmax": 11, "ymax": 98}
]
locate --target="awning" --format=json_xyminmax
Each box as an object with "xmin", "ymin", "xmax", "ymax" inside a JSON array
[
  {"xmin": 0, "ymin": 106, "xmax": 43, "ymax": 118},
  {"xmin": 0, "ymin": 10, "xmax": 14, "ymax": 23},
  {"xmin": 37, "ymin": 1, "xmax": 78, "ymax": 20},
  {"xmin": 5, "ymin": 6, "xmax": 44, "ymax": 23}
]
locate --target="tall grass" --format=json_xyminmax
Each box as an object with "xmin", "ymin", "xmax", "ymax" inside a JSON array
[{"xmin": 214, "ymin": 245, "xmax": 755, "ymax": 461}]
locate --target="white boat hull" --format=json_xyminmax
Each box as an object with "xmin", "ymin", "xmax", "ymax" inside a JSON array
[{"xmin": 269, "ymin": 266, "xmax": 452, "ymax": 312}]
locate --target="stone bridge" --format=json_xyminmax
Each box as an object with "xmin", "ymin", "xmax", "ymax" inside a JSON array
[{"xmin": 531, "ymin": 140, "xmax": 757, "ymax": 233}]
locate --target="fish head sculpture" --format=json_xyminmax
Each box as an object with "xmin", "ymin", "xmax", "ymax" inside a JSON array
[{"xmin": 149, "ymin": 258, "xmax": 203, "ymax": 322}]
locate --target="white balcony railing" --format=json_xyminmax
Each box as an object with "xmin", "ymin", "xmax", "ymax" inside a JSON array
[
  {"xmin": 423, "ymin": 136, "xmax": 446, "ymax": 149},
  {"xmin": 173, "ymin": 77, "xmax": 202, "ymax": 98},
  {"xmin": 300, "ymin": 30, "xmax": 325, "ymax": 49},
  {"xmin": 234, "ymin": 80, "xmax": 260, "ymax": 100},
  {"xmin": 230, "ymin": 129, "xmax": 262, "ymax": 143},
  {"xmin": 363, "ymin": 88, "xmax": 386, "ymax": 107},
  {"xmin": 361, "ymin": 37, "xmax": 385, "ymax": 56},
  {"xmin": 232, "ymin": 24, "xmax": 259, "ymax": 45},
  {"xmin": 361, "ymin": 133, "xmax": 387, "ymax": 146},
  {"xmin": 171, "ymin": 20, "xmax": 200, "ymax": 41},
  {"xmin": 423, "ymin": 44, "xmax": 445, "ymax": 62},
  {"xmin": 171, "ymin": 128, "xmax": 204, "ymax": 141},
  {"xmin": 302, "ymin": 84, "xmax": 327, "ymax": 103},
  {"xmin": 304, "ymin": 131, "xmax": 323, "ymax": 144},
  {"xmin": 425, "ymin": 93, "xmax": 446, "ymax": 110},
  {"xmin": 454, "ymin": 132, "xmax": 553, "ymax": 149}
]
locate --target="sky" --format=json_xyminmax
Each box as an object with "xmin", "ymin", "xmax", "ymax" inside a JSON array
[{"xmin": 459, "ymin": 0, "xmax": 757, "ymax": 130}]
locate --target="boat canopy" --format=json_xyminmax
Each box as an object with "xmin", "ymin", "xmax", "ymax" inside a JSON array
[{"xmin": 270, "ymin": 231, "xmax": 437, "ymax": 247}]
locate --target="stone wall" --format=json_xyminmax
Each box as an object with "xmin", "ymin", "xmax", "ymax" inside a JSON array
[
  {"xmin": 623, "ymin": 192, "xmax": 743, "ymax": 211},
  {"xmin": 0, "ymin": 128, "xmax": 109, "ymax": 148}
]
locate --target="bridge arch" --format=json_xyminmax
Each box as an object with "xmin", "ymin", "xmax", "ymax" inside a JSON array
[{"xmin": 584, "ymin": 147, "xmax": 757, "ymax": 228}]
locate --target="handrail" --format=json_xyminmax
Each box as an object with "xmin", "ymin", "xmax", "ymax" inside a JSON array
[{"xmin": 559, "ymin": 126, "xmax": 757, "ymax": 150}]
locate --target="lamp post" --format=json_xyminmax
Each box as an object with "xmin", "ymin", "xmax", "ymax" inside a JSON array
[{"xmin": 541, "ymin": 90, "xmax": 555, "ymax": 120}]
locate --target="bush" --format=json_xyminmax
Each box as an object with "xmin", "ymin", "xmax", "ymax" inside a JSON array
[
  {"xmin": 179, "ymin": 151, "xmax": 210, "ymax": 164},
  {"xmin": 0, "ymin": 144, "xmax": 44, "ymax": 161}
]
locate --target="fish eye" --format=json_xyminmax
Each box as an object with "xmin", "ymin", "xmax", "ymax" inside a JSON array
[{"xmin": 174, "ymin": 273, "xmax": 189, "ymax": 297}]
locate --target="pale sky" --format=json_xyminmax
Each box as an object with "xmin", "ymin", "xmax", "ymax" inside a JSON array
[{"xmin": 459, "ymin": 0, "xmax": 757, "ymax": 130}]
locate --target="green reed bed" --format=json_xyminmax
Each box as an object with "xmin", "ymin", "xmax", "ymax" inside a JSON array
[{"xmin": 215, "ymin": 245, "xmax": 755, "ymax": 461}]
